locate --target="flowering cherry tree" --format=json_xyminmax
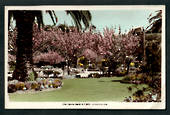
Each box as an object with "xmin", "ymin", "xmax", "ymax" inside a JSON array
[
  {"xmin": 33, "ymin": 51, "xmax": 64, "ymax": 65},
  {"xmin": 9, "ymin": 24, "xmax": 141, "ymax": 75},
  {"xmin": 33, "ymin": 24, "xmax": 103, "ymax": 66},
  {"xmin": 97, "ymin": 27, "xmax": 141, "ymax": 62},
  {"xmin": 99, "ymin": 28, "xmax": 141, "ymax": 75}
]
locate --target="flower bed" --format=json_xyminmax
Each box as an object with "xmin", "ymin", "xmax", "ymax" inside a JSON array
[
  {"xmin": 8, "ymin": 78, "xmax": 63, "ymax": 93},
  {"xmin": 121, "ymin": 73, "xmax": 150, "ymax": 84},
  {"xmin": 123, "ymin": 74, "xmax": 161, "ymax": 102}
]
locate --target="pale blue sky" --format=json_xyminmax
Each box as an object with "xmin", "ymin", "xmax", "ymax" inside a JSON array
[{"xmin": 43, "ymin": 10, "xmax": 156, "ymax": 33}]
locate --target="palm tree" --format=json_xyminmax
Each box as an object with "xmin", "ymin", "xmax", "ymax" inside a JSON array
[
  {"xmin": 8, "ymin": 10, "xmax": 92, "ymax": 81},
  {"xmin": 66, "ymin": 11, "xmax": 92, "ymax": 31},
  {"xmin": 146, "ymin": 10, "xmax": 162, "ymax": 33}
]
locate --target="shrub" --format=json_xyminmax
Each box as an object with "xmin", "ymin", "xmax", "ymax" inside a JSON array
[
  {"xmin": 124, "ymin": 74, "xmax": 161, "ymax": 102},
  {"xmin": 42, "ymin": 79, "xmax": 48, "ymax": 85},
  {"xmin": 141, "ymin": 34, "xmax": 161, "ymax": 75},
  {"xmin": 15, "ymin": 82, "xmax": 25, "ymax": 90},
  {"xmin": 122, "ymin": 76, "xmax": 131, "ymax": 82},
  {"xmin": 148, "ymin": 76, "xmax": 161, "ymax": 90},
  {"xmin": 88, "ymin": 73, "xmax": 100, "ymax": 78},
  {"xmin": 31, "ymin": 82, "xmax": 39, "ymax": 89},
  {"xmin": 53, "ymin": 79, "xmax": 62, "ymax": 88},
  {"xmin": 47, "ymin": 78, "xmax": 54, "ymax": 88},
  {"xmin": 8, "ymin": 78, "xmax": 63, "ymax": 92},
  {"xmin": 118, "ymin": 70, "xmax": 127, "ymax": 76},
  {"xmin": 122, "ymin": 73, "xmax": 151, "ymax": 84},
  {"xmin": 43, "ymin": 79, "xmax": 50, "ymax": 88},
  {"xmin": 48, "ymin": 83, "xmax": 53, "ymax": 88},
  {"xmin": 8, "ymin": 84, "xmax": 17, "ymax": 93},
  {"xmin": 25, "ymin": 82, "xmax": 32, "ymax": 90},
  {"xmin": 133, "ymin": 90, "xmax": 144, "ymax": 97},
  {"xmin": 27, "ymin": 72, "xmax": 35, "ymax": 81},
  {"xmin": 36, "ymin": 78, "xmax": 42, "ymax": 83},
  {"xmin": 9, "ymin": 65, "xmax": 15, "ymax": 71},
  {"xmin": 115, "ymin": 65, "xmax": 127, "ymax": 76},
  {"xmin": 124, "ymin": 87, "xmax": 161, "ymax": 102},
  {"xmin": 122, "ymin": 75, "xmax": 136, "ymax": 83}
]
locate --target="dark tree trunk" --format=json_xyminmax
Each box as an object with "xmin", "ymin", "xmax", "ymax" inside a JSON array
[
  {"xmin": 12, "ymin": 11, "xmax": 35, "ymax": 82},
  {"xmin": 108, "ymin": 67, "xmax": 111, "ymax": 77},
  {"xmin": 126, "ymin": 62, "xmax": 131, "ymax": 75}
]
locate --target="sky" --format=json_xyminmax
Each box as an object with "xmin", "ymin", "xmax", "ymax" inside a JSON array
[{"xmin": 43, "ymin": 9, "xmax": 156, "ymax": 33}]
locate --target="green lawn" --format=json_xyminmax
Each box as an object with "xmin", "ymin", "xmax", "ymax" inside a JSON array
[{"xmin": 9, "ymin": 77, "xmax": 147, "ymax": 102}]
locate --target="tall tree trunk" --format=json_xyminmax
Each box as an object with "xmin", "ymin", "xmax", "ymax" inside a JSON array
[
  {"xmin": 12, "ymin": 11, "xmax": 35, "ymax": 82},
  {"xmin": 126, "ymin": 61, "xmax": 131, "ymax": 75}
]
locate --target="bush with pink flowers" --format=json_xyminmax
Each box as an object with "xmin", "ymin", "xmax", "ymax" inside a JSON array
[{"xmin": 8, "ymin": 78, "xmax": 63, "ymax": 93}]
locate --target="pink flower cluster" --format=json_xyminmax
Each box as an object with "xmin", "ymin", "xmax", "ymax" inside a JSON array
[
  {"xmin": 33, "ymin": 51, "xmax": 64, "ymax": 64},
  {"xmin": 9, "ymin": 23, "xmax": 141, "ymax": 64}
]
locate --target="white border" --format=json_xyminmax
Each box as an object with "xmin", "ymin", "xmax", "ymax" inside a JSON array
[{"xmin": 5, "ymin": 5, "xmax": 166, "ymax": 109}]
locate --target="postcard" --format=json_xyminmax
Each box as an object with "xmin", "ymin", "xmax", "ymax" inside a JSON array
[{"xmin": 5, "ymin": 5, "xmax": 165, "ymax": 109}]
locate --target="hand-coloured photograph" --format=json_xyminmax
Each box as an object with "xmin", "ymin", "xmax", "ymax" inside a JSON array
[{"xmin": 5, "ymin": 5, "xmax": 165, "ymax": 109}]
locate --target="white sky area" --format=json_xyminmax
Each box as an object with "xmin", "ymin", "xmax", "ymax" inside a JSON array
[{"xmin": 43, "ymin": 10, "xmax": 156, "ymax": 33}]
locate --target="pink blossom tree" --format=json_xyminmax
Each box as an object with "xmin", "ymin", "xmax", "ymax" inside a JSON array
[
  {"xmin": 33, "ymin": 51, "xmax": 64, "ymax": 65},
  {"xmin": 33, "ymin": 24, "xmax": 103, "ymax": 67},
  {"xmin": 96, "ymin": 27, "xmax": 141, "ymax": 76},
  {"xmin": 9, "ymin": 24, "xmax": 141, "ymax": 76}
]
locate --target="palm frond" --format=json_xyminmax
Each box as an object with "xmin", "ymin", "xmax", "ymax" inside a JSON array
[
  {"xmin": 147, "ymin": 10, "xmax": 162, "ymax": 33},
  {"xmin": 52, "ymin": 11, "xmax": 58, "ymax": 22},
  {"xmin": 46, "ymin": 10, "xmax": 56, "ymax": 25},
  {"xmin": 149, "ymin": 10, "xmax": 162, "ymax": 23},
  {"xmin": 67, "ymin": 11, "xmax": 82, "ymax": 30},
  {"xmin": 81, "ymin": 11, "xmax": 92, "ymax": 29},
  {"xmin": 66, "ymin": 10, "xmax": 92, "ymax": 31}
]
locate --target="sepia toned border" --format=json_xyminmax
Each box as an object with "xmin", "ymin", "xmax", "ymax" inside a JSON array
[{"xmin": 4, "ymin": 5, "xmax": 166, "ymax": 109}]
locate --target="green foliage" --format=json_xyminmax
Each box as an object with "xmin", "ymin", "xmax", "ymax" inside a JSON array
[
  {"xmin": 124, "ymin": 77, "xmax": 161, "ymax": 102},
  {"xmin": 116, "ymin": 69, "xmax": 127, "ymax": 76},
  {"xmin": 122, "ymin": 73, "xmax": 153, "ymax": 84},
  {"xmin": 79, "ymin": 57, "xmax": 88, "ymax": 68},
  {"xmin": 8, "ymin": 84, "xmax": 17, "ymax": 93},
  {"xmin": 124, "ymin": 74, "xmax": 161, "ymax": 102},
  {"xmin": 53, "ymin": 79, "xmax": 62, "ymax": 88},
  {"xmin": 9, "ymin": 65, "xmax": 15, "ymax": 71},
  {"xmin": 148, "ymin": 75, "xmax": 161, "ymax": 89},
  {"xmin": 8, "ymin": 60, "xmax": 16, "ymax": 71},
  {"xmin": 31, "ymin": 82, "xmax": 39, "ymax": 89},
  {"xmin": 122, "ymin": 76, "xmax": 131, "ymax": 81},
  {"xmin": 27, "ymin": 72, "xmax": 35, "ymax": 81},
  {"xmin": 147, "ymin": 10, "xmax": 162, "ymax": 33},
  {"xmin": 15, "ymin": 82, "xmax": 25, "ymax": 90},
  {"xmin": 145, "ymin": 33, "xmax": 161, "ymax": 75},
  {"xmin": 48, "ymin": 82, "xmax": 53, "ymax": 88},
  {"xmin": 42, "ymin": 79, "xmax": 49, "ymax": 85},
  {"xmin": 66, "ymin": 11, "xmax": 92, "ymax": 30},
  {"xmin": 88, "ymin": 73, "xmax": 100, "ymax": 78}
]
